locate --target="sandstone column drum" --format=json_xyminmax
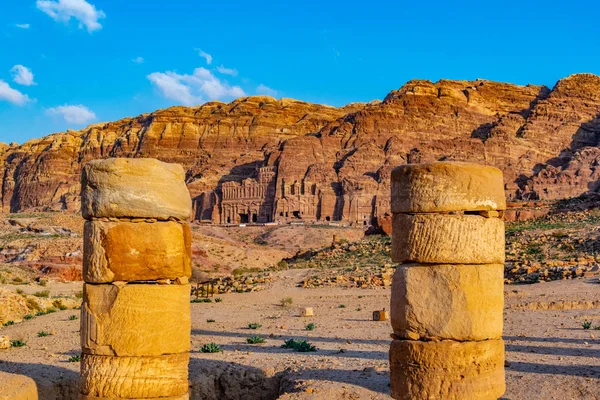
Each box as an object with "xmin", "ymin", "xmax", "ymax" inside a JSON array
[
  {"xmin": 79, "ymin": 158, "xmax": 192, "ymax": 400},
  {"xmin": 389, "ymin": 162, "xmax": 506, "ymax": 400}
]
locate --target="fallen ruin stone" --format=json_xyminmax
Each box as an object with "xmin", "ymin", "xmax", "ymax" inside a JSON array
[
  {"xmin": 81, "ymin": 158, "xmax": 192, "ymax": 221},
  {"xmin": 391, "ymin": 162, "xmax": 506, "ymax": 213},
  {"xmin": 0, "ymin": 371, "xmax": 38, "ymax": 400},
  {"xmin": 80, "ymin": 353, "xmax": 189, "ymax": 398},
  {"xmin": 389, "ymin": 339, "xmax": 505, "ymax": 400},
  {"xmin": 391, "ymin": 264, "xmax": 504, "ymax": 341},
  {"xmin": 392, "ymin": 213, "xmax": 505, "ymax": 264},
  {"xmin": 83, "ymin": 220, "xmax": 191, "ymax": 283},
  {"xmin": 81, "ymin": 283, "xmax": 191, "ymax": 357}
]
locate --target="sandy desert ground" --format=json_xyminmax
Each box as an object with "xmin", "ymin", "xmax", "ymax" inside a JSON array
[{"xmin": 0, "ymin": 269, "xmax": 598, "ymax": 400}]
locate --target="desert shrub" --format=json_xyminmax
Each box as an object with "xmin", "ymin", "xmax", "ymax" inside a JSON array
[
  {"xmin": 276, "ymin": 260, "xmax": 289, "ymax": 270},
  {"xmin": 37, "ymin": 331, "xmax": 50, "ymax": 337},
  {"xmin": 214, "ymin": 297, "xmax": 223, "ymax": 303},
  {"xmin": 583, "ymin": 320, "xmax": 592, "ymax": 329},
  {"xmin": 247, "ymin": 335, "xmax": 266, "ymax": 344},
  {"xmin": 68, "ymin": 354, "xmax": 81, "ymax": 362},
  {"xmin": 53, "ymin": 299, "xmax": 68, "ymax": 311},
  {"xmin": 248, "ymin": 323, "xmax": 262, "ymax": 329},
  {"xmin": 33, "ymin": 290, "xmax": 50, "ymax": 298},
  {"xmin": 69, "ymin": 315, "xmax": 78, "ymax": 320},
  {"xmin": 3, "ymin": 321, "xmax": 14, "ymax": 327},
  {"xmin": 280, "ymin": 297, "xmax": 293, "ymax": 307},
  {"xmin": 45, "ymin": 308, "xmax": 57, "ymax": 314},
  {"xmin": 206, "ymin": 319, "xmax": 216, "ymax": 323},
  {"xmin": 26, "ymin": 298, "xmax": 41, "ymax": 312},
  {"xmin": 200, "ymin": 343, "xmax": 222, "ymax": 353},
  {"xmin": 38, "ymin": 279, "xmax": 47, "ymax": 287},
  {"xmin": 15, "ymin": 289, "xmax": 24, "ymax": 295},
  {"xmin": 338, "ymin": 304, "xmax": 346, "ymax": 308},
  {"xmin": 191, "ymin": 298, "xmax": 212, "ymax": 303},
  {"xmin": 281, "ymin": 339, "xmax": 317, "ymax": 352},
  {"xmin": 11, "ymin": 277, "xmax": 24, "ymax": 284},
  {"xmin": 23, "ymin": 314, "xmax": 33, "ymax": 320},
  {"xmin": 305, "ymin": 322, "xmax": 316, "ymax": 331},
  {"xmin": 10, "ymin": 339, "xmax": 26, "ymax": 347}
]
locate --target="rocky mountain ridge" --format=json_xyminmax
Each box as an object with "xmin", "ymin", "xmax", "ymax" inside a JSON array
[{"xmin": 3, "ymin": 73, "xmax": 600, "ymax": 225}]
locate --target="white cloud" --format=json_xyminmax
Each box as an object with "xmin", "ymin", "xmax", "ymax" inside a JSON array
[
  {"xmin": 195, "ymin": 48, "xmax": 212, "ymax": 65},
  {"xmin": 36, "ymin": 0, "xmax": 106, "ymax": 33},
  {"xmin": 132, "ymin": 56, "xmax": 144, "ymax": 64},
  {"xmin": 0, "ymin": 80, "xmax": 31, "ymax": 105},
  {"xmin": 147, "ymin": 67, "xmax": 246, "ymax": 106},
  {"xmin": 46, "ymin": 104, "xmax": 96, "ymax": 124},
  {"xmin": 216, "ymin": 65, "xmax": 238, "ymax": 76},
  {"xmin": 256, "ymin": 84, "xmax": 278, "ymax": 97},
  {"xmin": 11, "ymin": 65, "xmax": 36, "ymax": 86},
  {"xmin": 15, "ymin": 24, "xmax": 30, "ymax": 29}
]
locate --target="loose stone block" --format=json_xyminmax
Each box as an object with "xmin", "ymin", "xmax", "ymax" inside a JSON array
[
  {"xmin": 80, "ymin": 353, "xmax": 189, "ymax": 398},
  {"xmin": 373, "ymin": 309, "xmax": 389, "ymax": 321},
  {"xmin": 391, "ymin": 264, "xmax": 504, "ymax": 341},
  {"xmin": 0, "ymin": 335, "xmax": 10, "ymax": 350},
  {"xmin": 391, "ymin": 213, "xmax": 505, "ymax": 264},
  {"xmin": 391, "ymin": 162, "xmax": 506, "ymax": 213},
  {"xmin": 0, "ymin": 371, "xmax": 38, "ymax": 400},
  {"xmin": 81, "ymin": 283, "xmax": 191, "ymax": 357},
  {"xmin": 302, "ymin": 307, "xmax": 314, "ymax": 317},
  {"xmin": 389, "ymin": 339, "xmax": 505, "ymax": 400},
  {"xmin": 83, "ymin": 220, "xmax": 192, "ymax": 283},
  {"xmin": 81, "ymin": 158, "xmax": 192, "ymax": 221}
]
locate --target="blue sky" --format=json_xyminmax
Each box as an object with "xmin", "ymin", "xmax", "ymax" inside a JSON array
[{"xmin": 1, "ymin": 0, "xmax": 599, "ymax": 144}]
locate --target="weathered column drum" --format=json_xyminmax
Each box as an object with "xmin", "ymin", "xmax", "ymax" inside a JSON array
[
  {"xmin": 79, "ymin": 158, "xmax": 192, "ymax": 400},
  {"xmin": 389, "ymin": 162, "xmax": 506, "ymax": 400}
]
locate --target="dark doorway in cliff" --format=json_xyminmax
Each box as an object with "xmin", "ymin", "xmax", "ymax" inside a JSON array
[
  {"xmin": 227, "ymin": 217, "xmax": 231, "ymax": 224},
  {"xmin": 252, "ymin": 213, "xmax": 258, "ymax": 223},
  {"xmin": 325, "ymin": 216, "xmax": 331, "ymax": 221},
  {"xmin": 239, "ymin": 213, "xmax": 249, "ymax": 223},
  {"xmin": 293, "ymin": 211, "xmax": 301, "ymax": 219}
]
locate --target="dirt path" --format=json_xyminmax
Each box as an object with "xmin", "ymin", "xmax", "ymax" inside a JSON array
[{"xmin": 0, "ymin": 274, "xmax": 598, "ymax": 399}]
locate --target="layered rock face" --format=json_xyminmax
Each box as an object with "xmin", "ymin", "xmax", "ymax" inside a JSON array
[{"xmin": 4, "ymin": 74, "xmax": 600, "ymax": 224}]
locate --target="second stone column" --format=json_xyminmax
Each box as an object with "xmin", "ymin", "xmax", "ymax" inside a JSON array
[
  {"xmin": 79, "ymin": 158, "xmax": 193, "ymax": 400},
  {"xmin": 389, "ymin": 162, "xmax": 506, "ymax": 400}
]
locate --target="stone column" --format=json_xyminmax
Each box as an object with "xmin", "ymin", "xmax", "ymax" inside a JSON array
[
  {"xmin": 389, "ymin": 162, "xmax": 506, "ymax": 400},
  {"xmin": 79, "ymin": 158, "xmax": 192, "ymax": 400}
]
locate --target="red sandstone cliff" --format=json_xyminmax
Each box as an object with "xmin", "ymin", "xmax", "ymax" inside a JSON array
[{"xmin": 3, "ymin": 74, "xmax": 600, "ymax": 225}]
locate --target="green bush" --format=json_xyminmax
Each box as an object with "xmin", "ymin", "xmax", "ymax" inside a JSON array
[
  {"xmin": 214, "ymin": 298, "xmax": 223, "ymax": 303},
  {"xmin": 68, "ymin": 354, "xmax": 81, "ymax": 362},
  {"xmin": 247, "ymin": 335, "xmax": 266, "ymax": 344},
  {"xmin": 37, "ymin": 331, "xmax": 50, "ymax": 337},
  {"xmin": 305, "ymin": 322, "xmax": 316, "ymax": 331},
  {"xmin": 191, "ymin": 298, "xmax": 213, "ymax": 303},
  {"xmin": 583, "ymin": 320, "xmax": 593, "ymax": 329},
  {"xmin": 3, "ymin": 321, "xmax": 14, "ymax": 327},
  {"xmin": 45, "ymin": 308, "xmax": 57, "ymax": 314},
  {"xmin": 338, "ymin": 304, "xmax": 346, "ymax": 308},
  {"xmin": 281, "ymin": 339, "xmax": 316, "ymax": 352},
  {"xmin": 23, "ymin": 314, "xmax": 33, "ymax": 320},
  {"xmin": 206, "ymin": 319, "xmax": 216, "ymax": 323},
  {"xmin": 248, "ymin": 323, "xmax": 262, "ymax": 329},
  {"xmin": 10, "ymin": 340, "xmax": 26, "ymax": 348},
  {"xmin": 53, "ymin": 299, "xmax": 68, "ymax": 311},
  {"xmin": 200, "ymin": 343, "xmax": 222, "ymax": 353},
  {"xmin": 33, "ymin": 290, "xmax": 50, "ymax": 298},
  {"xmin": 69, "ymin": 315, "xmax": 78, "ymax": 321}
]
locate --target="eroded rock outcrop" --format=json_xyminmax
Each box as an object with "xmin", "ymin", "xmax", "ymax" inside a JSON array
[{"xmin": 4, "ymin": 74, "xmax": 600, "ymax": 224}]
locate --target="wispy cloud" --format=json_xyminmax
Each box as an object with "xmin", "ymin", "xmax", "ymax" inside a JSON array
[
  {"xmin": 46, "ymin": 104, "xmax": 96, "ymax": 124},
  {"xmin": 216, "ymin": 65, "xmax": 238, "ymax": 77},
  {"xmin": 132, "ymin": 56, "xmax": 144, "ymax": 64},
  {"xmin": 256, "ymin": 84, "xmax": 278, "ymax": 97},
  {"xmin": 11, "ymin": 65, "xmax": 36, "ymax": 86},
  {"xmin": 0, "ymin": 80, "xmax": 31, "ymax": 105},
  {"xmin": 36, "ymin": 0, "xmax": 106, "ymax": 33},
  {"xmin": 147, "ymin": 67, "xmax": 245, "ymax": 106},
  {"xmin": 15, "ymin": 24, "xmax": 30, "ymax": 29},
  {"xmin": 195, "ymin": 48, "xmax": 212, "ymax": 65}
]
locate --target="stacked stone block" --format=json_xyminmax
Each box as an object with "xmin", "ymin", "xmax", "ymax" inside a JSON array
[
  {"xmin": 80, "ymin": 158, "xmax": 193, "ymax": 400},
  {"xmin": 389, "ymin": 162, "xmax": 506, "ymax": 400}
]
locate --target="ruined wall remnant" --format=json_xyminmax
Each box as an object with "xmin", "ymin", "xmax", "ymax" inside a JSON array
[
  {"xmin": 389, "ymin": 162, "xmax": 506, "ymax": 399},
  {"xmin": 80, "ymin": 158, "xmax": 192, "ymax": 400},
  {"xmin": 0, "ymin": 371, "xmax": 38, "ymax": 399}
]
